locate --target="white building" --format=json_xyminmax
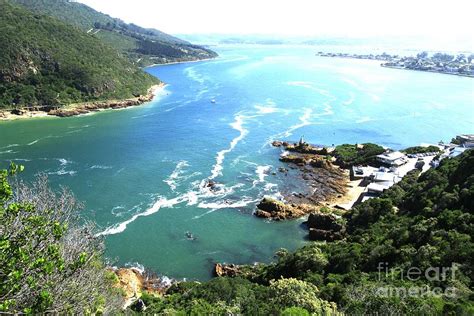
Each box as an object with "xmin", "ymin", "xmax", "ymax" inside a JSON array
[{"xmin": 376, "ymin": 151, "xmax": 407, "ymax": 166}]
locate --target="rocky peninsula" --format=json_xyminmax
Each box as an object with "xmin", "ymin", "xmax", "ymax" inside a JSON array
[{"xmin": 254, "ymin": 139, "xmax": 349, "ymax": 220}]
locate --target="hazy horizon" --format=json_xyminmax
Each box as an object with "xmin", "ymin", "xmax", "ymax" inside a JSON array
[{"xmin": 77, "ymin": 0, "xmax": 474, "ymax": 45}]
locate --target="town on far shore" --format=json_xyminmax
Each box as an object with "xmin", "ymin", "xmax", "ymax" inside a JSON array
[{"xmin": 316, "ymin": 51, "xmax": 474, "ymax": 77}]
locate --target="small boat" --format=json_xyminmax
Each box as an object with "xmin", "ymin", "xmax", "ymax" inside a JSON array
[
  {"xmin": 185, "ymin": 231, "xmax": 197, "ymax": 241},
  {"xmin": 210, "ymin": 99, "xmax": 216, "ymax": 104}
]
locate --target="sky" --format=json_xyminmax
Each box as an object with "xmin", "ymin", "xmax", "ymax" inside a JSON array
[{"xmin": 77, "ymin": 0, "xmax": 474, "ymax": 41}]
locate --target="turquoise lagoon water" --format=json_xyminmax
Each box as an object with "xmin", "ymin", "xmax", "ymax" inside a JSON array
[{"xmin": 1, "ymin": 45, "xmax": 473, "ymax": 280}]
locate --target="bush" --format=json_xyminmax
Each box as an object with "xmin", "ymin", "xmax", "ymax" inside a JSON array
[{"xmin": 0, "ymin": 164, "xmax": 122, "ymax": 313}]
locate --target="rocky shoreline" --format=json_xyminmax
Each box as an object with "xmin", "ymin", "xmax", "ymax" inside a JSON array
[
  {"xmin": 110, "ymin": 266, "xmax": 174, "ymax": 309},
  {"xmin": 254, "ymin": 139, "xmax": 349, "ymax": 220},
  {"xmin": 0, "ymin": 83, "xmax": 164, "ymax": 121}
]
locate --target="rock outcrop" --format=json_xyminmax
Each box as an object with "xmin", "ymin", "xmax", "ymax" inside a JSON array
[
  {"xmin": 114, "ymin": 268, "xmax": 144, "ymax": 302},
  {"xmin": 255, "ymin": 197, "xmax": 319, "ymax": 220},
  {"xmin": 306, "ymin": 212, "xmax": 345, "ymax": 241},
  {"xmin": 112, "ymin": 266, "xmax": 174, "ymax": 309},
  {"xmin": 214, "ymin": 263, "xmax": 243, "ymax": 277}
]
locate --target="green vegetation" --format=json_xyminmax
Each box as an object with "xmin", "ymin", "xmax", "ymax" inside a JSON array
[
  {"xmin": 402, "ymin": 145, "xmax": 441, "ymax": 154},
  {"xmin": 9, "ymin": 0, "xmax": 218, "ymax": 67},
  {"xmin": 0, "ymin": 163, "xmax": 121, "ymax": 313},
  {"xmin": 333, "ymin": 143, "xmax": 386, "ymax": 167},
  {"xmin": 134, "ymin": 149, "xmax": 474, "ymax": 314},
  {"xmin": 134, "ymin": 277, "xmax": 337, "ymax": 315},
  {"xmin": 0, "ymin": 1, "xmax": 159, "ymax": 109}
]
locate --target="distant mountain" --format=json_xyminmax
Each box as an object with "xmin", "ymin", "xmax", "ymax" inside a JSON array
[
  {"xmin": 9, "ymin": 0, "xmax": 218, "ymax": 66},
  {"xmin": 0, "ymin": 1, "xmax": 159, "ymax": 109}
]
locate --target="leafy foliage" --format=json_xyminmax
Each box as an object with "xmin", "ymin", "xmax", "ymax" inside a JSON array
[
  {"xmin": 333, "ymin": 143, "xmax": 385, "ymax": 167},
  {"xmin": 402, "ymin": 145, "xmax": 441, "ymax": 154},
  {"xmin": 139, "ymin": 277, "xmax": 337, "ymax": 315},
  {"xmin": 0, "ymin": 165, "xmax": 121, "ymax": 313},
  {"xmin": 0, "ymin": 1, "xmax": 159, "ymax": 109}
]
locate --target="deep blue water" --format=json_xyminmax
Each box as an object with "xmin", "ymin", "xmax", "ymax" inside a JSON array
[{"xmin": 0, "ymin": 45, "xmax": 473, "ymax": 280}]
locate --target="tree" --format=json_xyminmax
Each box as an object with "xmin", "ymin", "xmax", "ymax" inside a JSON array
[{"xmin": 0, "ymin": 164, "xmax": 122, "ymax": 313}]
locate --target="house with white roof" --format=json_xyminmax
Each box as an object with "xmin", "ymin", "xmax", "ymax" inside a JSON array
[{"xmin": 376, "ymin": 151, "xmax": 407, "ymax": 166}]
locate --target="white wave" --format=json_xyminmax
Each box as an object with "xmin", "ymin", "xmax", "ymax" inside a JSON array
[
  {"xmin": 370, "ymin": 94, "xmax": 381, "ymax": 102},
  {"xmin": 197, "ymin": 198, "xmax": 256, "ymax": 210},
  {"xmin": 287, "ymin": 81, "xmax": 313, "ymax": 89},
  {"xmin": 209, "ymin": 113, "xmax": 251, "ymax": 180},
  {"xmin": 58, "ymin": 158, "xmax": 71, "ymax": 166},
  {"xmin": 48, "ymin": 170, "xmax": 77, "ymax": 176},
  {"xmin": 254, "ymin": 104, "xmax": 278, "ymax": 114},
  {"xmin": 131, "ymin": 113, "xmax": 157, "ymax": 119},
  {"xmin": 27, "ymin": 139, "xmax": 39, "ymax": 146},
  {"xmin": 90, "ymin": 165, "xmax": 113, "ymax": 170},
  {"xmin": 254, "ymin": 165, "xmax": 271, "ymax": 185},
  {"xmin": 111, "ymin": 205, "xmax": 125, "ymax": 216},
  {"xmin": 193, "ymin": 198, "xmax": 257, "ymax": 219},
  {"xmin": 184, "ymin": 67, "xmax": 206, "ymax": 84},
  {"xmin": 356, "ymin": 116, "xmax": 374, "ymax": 123},
  {"xmin": 163, "ymin": 160, "xmax": 189, "ymax": 191},
  {"xmin": 0, "ymin": 150, "xmax": 16, "ymax": 155},
  {"xmin": 287, "ymin": 81, "xmax": 332, "ymax": 97},
  {"xmin": 124, "ymin": 262, "xmax": 146, "ymax": 274},
  {"xmin": 277, "ymin": 108, "xmax": 313, "ymax": 138},
  {"xmin": 160, "ymin": 276, "xmax": 173, "ymax": 287},
  {"xmin": 313, "ymin": 101, "xmax": 334, "ymax": 118},
  {"xmin": 342, "ymin": 92, "xmax": 355, "ymax": 106},
  {"xmin": 1, "ymin": 144, "xmax": 20, "ymax": 149},
  {"xmin": 268, "ymin": 191, "xmax": 285, "ymax": 201},
  {"xmin": 264, "ymin": 183, "xmax": 278, "ymax": 191},
  {"xmin": 254, "ymin": 99, "xmax": 278, "ymax": 114},
  {"xmin": 192, "ymin": 209, "xmax": 217, "ymax": 219},
  {"xmin": 97, "ymin": 195, "xmax": 187, "ymax": 236}
]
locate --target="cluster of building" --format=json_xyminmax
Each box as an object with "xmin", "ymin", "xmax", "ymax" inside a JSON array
[
  {"xmin": 349, "ymin": 134, "xmax": 473, "ymax": 205},
  {"xmin": 316, "ymin": 51, "xmax": 474, "ymax": 77},
  {"xmin": 316, "ymin": 51, "xmax": 396, "ymax": 61},
  {"xmin": 382, "ymin": 54, "xmax": 474, "ymax": 77}
]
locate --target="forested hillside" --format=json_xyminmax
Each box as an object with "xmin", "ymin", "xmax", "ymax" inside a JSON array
[
  {"xmin": 9, "ymin": 0, "xmax": 218, "ymax": 66},
  {"xmin": 0, "ymin": 1, "xmax": 159, "ymax": 109},
  {"xmin": 136, "ymin": 149, "xmax": 474, "ymax": 314}
]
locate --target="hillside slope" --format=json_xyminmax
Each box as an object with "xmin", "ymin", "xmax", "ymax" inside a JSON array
[
  {"xmin": 0, "ymin": 1, "xmax": 159, "ymax": 109},
  {"xmin": 9, "ymin": 0, "xmax": 218, "ymax": 66}
]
